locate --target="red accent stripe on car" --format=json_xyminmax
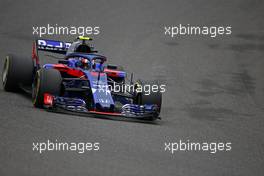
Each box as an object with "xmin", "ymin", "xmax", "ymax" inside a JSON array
[
  {"xmin": 89, "ymin": 110, "xmax": 121, "ymax": 116},
  {"xmin": 53, "ymin": 64, "xmax": 85, "ymax": 77},
  {"xmin": 104, "ymin": 68, "xmax": 121, "ymax": 77}
]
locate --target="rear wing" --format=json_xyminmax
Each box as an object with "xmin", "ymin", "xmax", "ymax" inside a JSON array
[
  {"xmin": 36, "ymin": 39, "xmax": 71, "ymax": 54},
  {"xmin": 32, "ymin": 39, "xmax": 71, "ymax": 70}
]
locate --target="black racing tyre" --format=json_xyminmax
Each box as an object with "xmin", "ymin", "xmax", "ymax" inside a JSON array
[
  {"xmin": 32, "ymin": 68, "xmax": 62, "ymax": 108},
  {"xmin": 106, "ymin": 64, "xmax": 124, "ymax": 71},
  {"xmin": 2, "ymin": 54, "xmax": 33, "ymax": 91},
  {"xmin": 106, "ymin": 65, "xmax": 125, "ymax": 84},
  {"xmin": 134, "ymin": 80, "xmax": 162, "ymax": 113}
]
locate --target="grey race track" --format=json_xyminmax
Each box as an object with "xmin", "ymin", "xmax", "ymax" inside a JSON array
[{"xmin": 0, "ymin": 0, "xmax": 264, "ymax": 176}]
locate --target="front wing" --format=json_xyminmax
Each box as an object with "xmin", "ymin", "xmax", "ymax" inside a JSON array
[{"xmin": 43, "ymin": 93, "xmax": 160, "ymax": 121}]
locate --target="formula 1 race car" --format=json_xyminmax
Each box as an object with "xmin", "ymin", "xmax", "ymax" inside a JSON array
[{"xmin": 2, "ymin": 36, "xmax": 162, "ymax": 121}]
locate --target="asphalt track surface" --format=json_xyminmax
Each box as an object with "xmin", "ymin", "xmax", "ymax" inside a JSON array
[{"xmin": 0, "ymin": 0, "xmax": 264, "ymax": 176}]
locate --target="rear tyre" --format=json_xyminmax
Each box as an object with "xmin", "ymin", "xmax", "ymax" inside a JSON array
[
  {"xmin": 2, "ymin": 54, "xmax": 33, "ymax": 91},
  {"xmin": 32, "ymin": 69, "xmax": 62, "ymax": 108},
  {"xmin": 106, "ymin": 64, "xmax": 124, "ymax": 71},
  {"xmin": 106, "ymin": 65, "xmax": 125, "ymax": 84}
]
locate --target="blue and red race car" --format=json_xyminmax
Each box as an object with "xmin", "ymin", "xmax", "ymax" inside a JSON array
[{"xmin": 2, "ymin": 36, "xmax": 162, "ymax": 121}]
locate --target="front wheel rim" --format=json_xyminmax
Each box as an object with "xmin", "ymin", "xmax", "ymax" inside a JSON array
[
  {"xmin": 32, "ymin": 72, "xmax": 40, "ymax": 105},
  {"xmin": 2, "ymin": 57, "xmax": 9, "ymax": 86}
]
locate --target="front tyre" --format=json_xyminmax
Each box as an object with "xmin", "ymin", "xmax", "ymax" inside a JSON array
[
  {"xmin": 133, "ymin": 80, "xmax": 162, "ymax": 120},
  {"xmin": 32, "ymin": 69, "xmax": 62, "ymax": 108}
]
